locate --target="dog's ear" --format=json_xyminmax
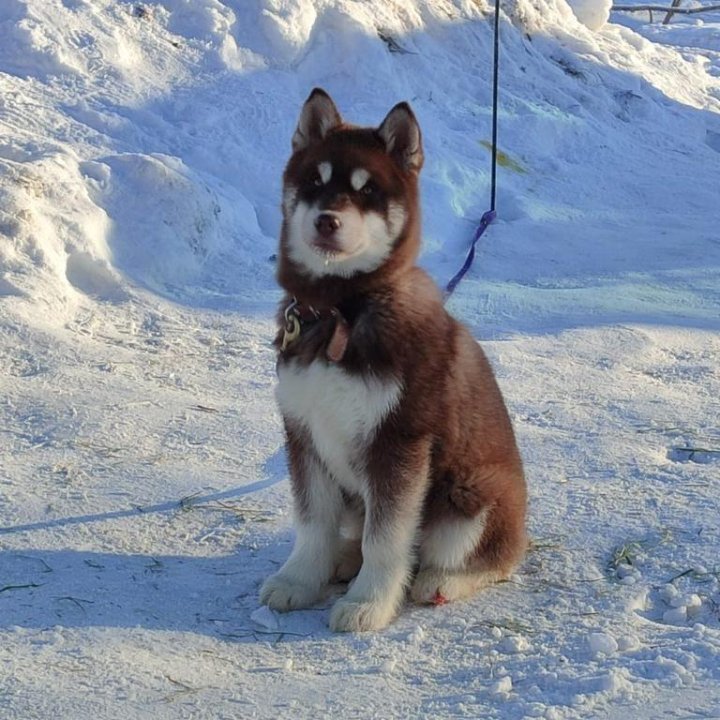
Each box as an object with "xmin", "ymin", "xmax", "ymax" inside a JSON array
[
  {"xmin": 292, "ymin": 88, "xmax": 342, "ymax": 152},
  {"xmin": 378, "ymin": 102, "xmax": 423, "ymax": 174}
]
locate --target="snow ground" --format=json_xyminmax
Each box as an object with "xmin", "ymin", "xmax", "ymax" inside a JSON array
[{"xmin": 1, "ymin": 0, "xmax": 719, "ymax": 718}]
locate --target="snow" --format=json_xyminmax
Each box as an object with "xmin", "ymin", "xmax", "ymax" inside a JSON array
[
  {"xmin": 588, "ymin": 632, "xmax": 619, "ymax": 657},
  {"xmin": 1, "ymin": 0, "xmax": 720, "ymax": 718},
  {"xmin": 492, "ymin": 675, "xmax": 513, "ymax": 694},
  {"xmin": 567, "ymin": 0, "xmax": 612, "ymax": 31}
]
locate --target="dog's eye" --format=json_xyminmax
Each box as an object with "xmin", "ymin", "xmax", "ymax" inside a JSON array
[
  {"xmin": 312, "ymin": 175, "xmax": 323, "ymax": 187},
  {"xmin": 361, "ymin": 181, "xmax": 377, "ymax": 195}
]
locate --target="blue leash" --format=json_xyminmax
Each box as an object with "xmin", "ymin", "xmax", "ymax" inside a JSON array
[
  {"xmin": 444, "ymin": 209, "xmax": 496, "ymax": 296},
  {"xmin": 445, "ymin": 0, "xmax": 501, "ymax": 300}
]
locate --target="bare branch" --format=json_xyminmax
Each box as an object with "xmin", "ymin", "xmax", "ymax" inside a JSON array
[{"xmin": 612, "ymin": 3, "xmax": 720, "ymax": 14}]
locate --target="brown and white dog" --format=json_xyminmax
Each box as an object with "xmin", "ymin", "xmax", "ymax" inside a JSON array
[{"xmin": 259, "ymin": 89, "xmax": 527, "ymax": 632}]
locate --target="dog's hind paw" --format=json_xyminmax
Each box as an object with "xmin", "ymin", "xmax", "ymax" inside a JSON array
[
  {"xmin": 410, "ymin": 567, "xmax": 503, "ymax": 605},
  {"xmin": 329, "ymin": 598, "xmax": 396, "ymax": 632},
  {"xmin": 259, "ymin": 573, "xmax": 324, "ymax": 611}
]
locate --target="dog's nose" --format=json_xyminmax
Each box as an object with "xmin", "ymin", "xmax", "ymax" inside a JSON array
[{"xmin": 315, "ymin": 213, "xmax": 341, "ymax": 238}]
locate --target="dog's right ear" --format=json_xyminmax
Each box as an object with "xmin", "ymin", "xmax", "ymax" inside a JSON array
[{"xmin": 292, "ymin": 88, "xmax": 342, "ymax": 152}]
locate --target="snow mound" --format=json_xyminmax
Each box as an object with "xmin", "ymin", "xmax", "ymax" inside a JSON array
[
  {"xmin": 588, "ymin": 631, "xmax": 619, "ymax": 657},
  {"xmin": 566, "ymin": 0, "xmax": 612, "ymax": 31},
  {"xmin": 84, "ymin": 153, "xmax": 229, "ymax": 294},
  {"xmin": 0, "ymin": 147, "xmax": 264, "ymax": 315},
  {"xmin": 0, "ymin": 149, "xmax": 126, "ymax": 315},
  {"xmin": 158, "ymin": 0, "xmax": 266, "ymax": 71},
  {"xmin": 0, "ymin": 1, "xmax": 83, "ymax": 79}
]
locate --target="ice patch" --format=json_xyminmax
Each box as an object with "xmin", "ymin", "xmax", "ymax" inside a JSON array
[{"xmin": 250, "ymin": 605, "xmax": 280, "ymax": 631}]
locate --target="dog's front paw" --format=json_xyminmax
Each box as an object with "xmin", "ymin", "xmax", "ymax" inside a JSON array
[
  {"xmin": 329, "ymin": 597, "xmax": 396, "ymax": 632},
  {"xmin": 259, "ymin": 573, "xmax": 324, "ymax": 611}
]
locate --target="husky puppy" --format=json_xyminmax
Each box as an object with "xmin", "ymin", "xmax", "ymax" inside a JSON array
[{"xmin": 260, "ymin": 89, "xmax": 527, "ymax": 632}]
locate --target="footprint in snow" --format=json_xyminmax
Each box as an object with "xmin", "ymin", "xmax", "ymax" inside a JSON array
[
  {"xmin": 667, "ymin": 446, "xmax": 720, "ymax": 465},
  {"xmin": 635, "ymin": 581, "xmax": 718, "ymax": 630}
]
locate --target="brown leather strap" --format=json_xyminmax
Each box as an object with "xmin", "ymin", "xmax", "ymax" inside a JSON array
[
  {"xmin": 283, "ymin": 298, "xmax": 350, "ymax": 363},
  {"xmin": 326, "ymin": 312, "xmax": 349, "ymax": 363}
]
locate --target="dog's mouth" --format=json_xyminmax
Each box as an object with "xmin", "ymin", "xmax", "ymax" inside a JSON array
[{"xmin": 307, "ymin": 236, "xmax": 351, "ymax": 262}]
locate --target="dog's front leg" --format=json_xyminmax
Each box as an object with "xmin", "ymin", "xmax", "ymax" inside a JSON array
[
  {"xmin": 260, "ymin": 432, "xmax": 342, "ymax": 611},
  {"xmin": 329, "ymin": 439, "xmax": 430, "ymax": 632}
]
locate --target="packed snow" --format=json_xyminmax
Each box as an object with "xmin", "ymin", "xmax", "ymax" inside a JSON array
[
  {"xmin": 1, "ymin": 0, "xmax": 719, "ymax": 718},
  {"xmin": 566, "ymin": 0, "xmax": 612, "ymax": 31}
]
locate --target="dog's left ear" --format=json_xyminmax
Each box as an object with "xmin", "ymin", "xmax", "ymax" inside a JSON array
[
  {"xmin": 378, "ymin": 102, "xmax": 424, "ymax": 174},
  {"xmin": 292, "ymin": 88, "xmax": 342, "ymax": 152}
]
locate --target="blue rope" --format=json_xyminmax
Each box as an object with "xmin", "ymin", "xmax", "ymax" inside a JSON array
[
  {"xmin": 445, "ymin": 0, "xmax": 501, "ymax": 300},
  {"xmin": 444, "ymin": 209, "xmax": 496, "ymax": 297}
]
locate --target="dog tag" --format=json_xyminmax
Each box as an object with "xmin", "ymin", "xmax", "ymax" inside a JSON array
[{"xmin": 281, "ymin": 314, "xmax": 301, "ymax": 351}]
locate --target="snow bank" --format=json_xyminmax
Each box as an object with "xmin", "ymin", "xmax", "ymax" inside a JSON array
[
  {"xmin": 0, "ymin": 149, "xmax": 125, "ymax": 314},
  {"xmin": 1, "ymin": 1, "xmax": 720, "ymax": 718},
  {"xmin": 82, "ymin": 152, "xmax": 258, "ymax": 295},
  {"xmin": 0, "ymin": 146, "xmax": 263, "ymax": 316},
  {"xmin": 2, "ymin": 0, "xmax": 717, "ymax": 323}
]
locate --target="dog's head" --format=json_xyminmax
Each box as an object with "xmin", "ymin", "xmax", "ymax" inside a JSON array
[{"xmin": 279, "ymin": 89, "xmax": 423, "ymax": 282}]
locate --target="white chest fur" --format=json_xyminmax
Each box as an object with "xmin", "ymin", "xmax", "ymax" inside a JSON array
[{"xmin": 276, "ymin": 360, "xmax": 402, "ymax": 494}]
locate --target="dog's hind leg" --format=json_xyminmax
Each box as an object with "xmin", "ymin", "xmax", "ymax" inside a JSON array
[
  {"xmin": 411, "ymin": 492, "xmax": 526, "ymax": 605},
  {"xmin": 332, "ymin": 493, "xmax": 364, "ymax": 583}
]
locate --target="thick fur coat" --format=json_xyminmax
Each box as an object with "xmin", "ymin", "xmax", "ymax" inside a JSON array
[{"xmin": 260, "ymin": 89, "xmax": 527, "ymax": 632}]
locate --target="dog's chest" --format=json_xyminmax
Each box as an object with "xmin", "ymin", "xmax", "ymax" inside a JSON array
[{"xmin": 276, "ymin": 359, "xmax": 401, "ymax": 493}]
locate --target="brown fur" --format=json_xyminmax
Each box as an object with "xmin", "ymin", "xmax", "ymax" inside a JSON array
[{"xmin": 263, "ymin": 89, "xmax": 527, "ymax": 629}]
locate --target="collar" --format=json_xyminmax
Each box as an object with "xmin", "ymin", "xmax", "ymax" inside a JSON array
[{"xmin": 281, "ymin": 297, "xmax": 350, "ymax": 363}]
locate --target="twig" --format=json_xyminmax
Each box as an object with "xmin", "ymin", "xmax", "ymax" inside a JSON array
[
  {"xmin": 160, "ymin": 676, "xmax": 216, "ymax": 703},
  {"xmin": 55, "ymin": 596, "xmax": 94, "ymax": 612},
  {"xmin": 15, "ymin": 555, "xmax": 53, "ymax": 573},
  {"xmin": 377, "ymin": 31, "xmax": 414, "ymax": 54},
  {"xmin": 0, "ymin": 583, "xmax": 43, "ymax": 593},
  {"xmin": 179, "ymin": 491, "xmax": 203, "ymax": 511},
  {"xmin": 166, "ymin": 677, "xmax": 197, "ymax": 692},
  {"xmin": 189, "ymin": 405, "xmax": 219, "ymax": 414},
  {"xmin": 664, "ymin": 568, "xmax": 720, "ymax": 584},
  {"xmin": 667, "ymin": 568, "xmax": 694, "ymax": 583},
  {"xmin": 612, "ymin": 3, "xmax": 720, "ymax": 14}
]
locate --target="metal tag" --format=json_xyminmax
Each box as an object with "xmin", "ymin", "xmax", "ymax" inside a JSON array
[{"xmin": 281, "ymin": 314, "xmax": 301, "ymax": 352}]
